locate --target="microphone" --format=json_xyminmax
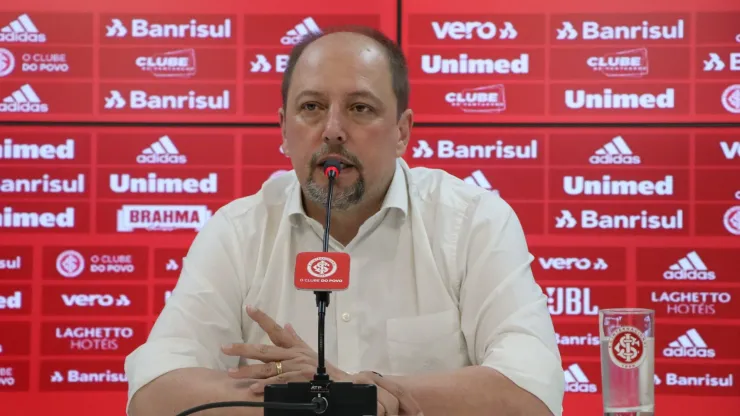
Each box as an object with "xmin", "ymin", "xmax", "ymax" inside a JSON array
[{"xmin": 264, "ymin": 158, "xmax": 378, "ymax": 415}]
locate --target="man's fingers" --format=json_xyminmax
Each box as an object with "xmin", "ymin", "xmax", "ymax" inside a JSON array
[
  {"xmin": 227, "ymin": 361, "xmax": 280, "ymax": 379},
  {"xmin": 367, "ymin": 373, "xmax": 424, "ymax": 416},
  {"xmin": 376, "ymin": 386, "xmax": 400, "ymax": 416},
  {"xmin": 248, "ymin": 369, "xmax": 313, "ymax": 394},
  {"xmin": 285, "ymin": 323, "xmax": 310, "ymax": 348},
  {"xmin": 221, "ymin": 343, "xmax": 297, "ymax": 362},
  {"xmin": 246, "ymin": 305, "xmax": 294, "ymax": 348}
]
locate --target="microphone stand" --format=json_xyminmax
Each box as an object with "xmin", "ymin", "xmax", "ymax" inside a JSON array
[{"xmin": 313, "ymin": 167, "xmax": 335, "ymax": 385}]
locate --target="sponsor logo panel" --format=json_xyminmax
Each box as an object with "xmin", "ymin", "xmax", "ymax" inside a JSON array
[
  {"xmin": 509, "ymin": 203, "xmax": 545, "ymax": 236},
  {"xmin": 549, "ymin": 133, "xmax": 690, "ymax": 167},
  {"xmin": 0, "ymin": 322, "xmax": 31, "ymax": 355},
  {"xmin": 101, "ymin": 84, "xmax": 234, "ymax": 114},
  {"xmin": 42, "ymin": 285, "xmax": 147, "ymax": 316},
  {"xmin": 549, "ymin": 168, "xmax": 688, "ymax": 201},
  {"xmin": 425, "ymin": 167, "xmax": 543, "ymax": 200},
  {"xmin": 0, "ymin": 13, "xmax": 92, "ymax": 44},
  {"xmin": 550, "ymin": 204, "xmax": 689, "ymax": 235},
  {"xmin": 97, "ymin": 133, "xmax": 235, "ymax": 166},
  {"xmin": 636, "ymin": 248, "xmax": 739, "ymax": 283},
  {"xmin": 0, "ymin": 167, "xmax": 89, "ymax": 197},
  {"xmin": 41, "ymin": 322, "xmax": 148, "ymax": 356},
  {"xmin": 0, "ymin": 246, "xmax": 32, "ymax": 280},
  {"xmin": 243, "ymin": 15, "xmax": 379, "ymax": 46},
  {"xmin": 0, "ymin": 361, "xmax": 29, "ymax": 391},
  {"xmin": 0, "ymin": 285, "xmax": 31, "ymax": 315},
  {"xmin": 549, "ymin": 47, "xmax": 689, "ymax": 80},
  {"xmin": 695, "ymin": 12, "xmax": 740, "ymax": 44},
  {"xmin": 96, "ymin": 202, "xmax": 224, "ymax": 234},
  {"xmin": 154, "ymin": 248, "xmax": 188, "ymax": 278},
  {"xmin": 696, "ymin": 204, "xmax": 740, "ymax": 236},
  {"xmin": 658, "ymin": 325, "xmax": 740, "ymax": 360},
  {"xmin": 695, "ymin": 135, "xmax": 740, "ymax": 166},
  {"xmin": 40, "ymin": 360, "xmax": 126, "ymax": 391},
  {"xmin": 530, "ymin": 246, "xmax": 626, "ymax": 281},
  {"xmin": 553, "ymin": 323, "xmax": 600, "ymax": 358},
  {"xmin": 0, "ymin": 46, "xmax": 91, "ymax": 79},
  {"xmin": 697, "ymin": 83, "xmax": 740, "ymax": 115},
  {"xmin": 551, "ymin": 84, "xmax": 689, "ymax": 114},
  {"xmin": 407, "ymin": 133, "xmax": 544, "ymax": 165},
  {"xmin": 42, "ymin": 246, "xmax": 148, "ymax": 280},
  {"xmin": 99, "ymin": 47, "xmax": 235, "ymax": 80},
  {"xmin": 153, "ymin": 283, "xmax": 176, "ymax": 312},
  {"xmin": 551, "ymin": 14, "xmax": 688, "ymax": 44},
  {"xmin": 101, "ymin": 15, "xmax": 235, "ymax": 44},
  {"xmin": 0, "ymin": 203, "xmax": 89, "ymax": 233},
  {"xmin": 245, "ymin": 48, "xmax": 290, "ymax": 78},
  {"xmin": 407, "ymin": 47, "xmax": 544, "ymax": 79},
  {"xmin": 244, "ymin": 83, "xmax": 282, "ymax": 117},
  {"xmin": 654, "ymin": 364, "xmax": 740, "ymax": 396},
  {"xmin": 561, "ymin": 361, "xmax": 600, "ymax": 394},
  {"xmin": 0, "ymin": 82, "xmax": 92, "ymax": 115},
  {"xmin": 97, "ymin": 168, "xmax": 234, "ymax": 200},
  {"xmin": 0, "ymin": 133, "xmax": 91, "ymax": 164},
  {"xmin": 546, "ymin": 285, "xmax": 626, "ymax": 317},
  {"xmin": 243, "ymin": 168, "xmax": 294, "ymax": 196},
  {"xmin": 695, "ymin": 169, "xmax": 740, "ymax": 201},
  {"xmin": 697, "ymin": 48, "xmax": 740, "ymax": 79},
  {"xmin": 243, "ymin": 133, "xmax": 290, "ymax": 166},
  {"xmin": 407, "ymin": 15, "xmax": 545, "ymax": 45},
  {"xmin": 410, "ymin": 83, "xmax": 545, "ymax": 116},
  {"xmin": 637, "ymin": 287, "xmax": 739, "ymax": 319}
]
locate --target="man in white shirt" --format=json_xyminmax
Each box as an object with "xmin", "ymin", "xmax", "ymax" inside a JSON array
[{"xmin": 125, "ymin": 26, "xmax": 564, "ymax": 416}]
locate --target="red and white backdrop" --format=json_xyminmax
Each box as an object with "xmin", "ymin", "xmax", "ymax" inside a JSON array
[{"xmin": 0, "ymin": 0, "xmax": 738, "ymax": 414}]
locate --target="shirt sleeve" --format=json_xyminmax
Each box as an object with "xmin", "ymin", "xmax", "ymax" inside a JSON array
[
  {"xmin": 124, "ymin": 207, "xmax": 247, "ymax": 413},
  {"xmin": 458, "ymin": 194, "xmax": 564, "ymax": 416}
]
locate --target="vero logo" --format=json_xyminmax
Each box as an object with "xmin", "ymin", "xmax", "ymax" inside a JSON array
[
  {"xmin": 44, "ymin": 286, "xmax": 146, "ymax": 315},
  {"xmin": 61, "ymin": 294, "xmax": 131, "ymax": 307}
]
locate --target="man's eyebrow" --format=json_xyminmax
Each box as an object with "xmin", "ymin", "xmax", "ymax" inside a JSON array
[
  {"xmin": 294, "ymin": 90, "xmax": 325, "ymax": 102},
  {"xmin": 346, "ymin": 90, "xmax": 382, "ymax": 103}
]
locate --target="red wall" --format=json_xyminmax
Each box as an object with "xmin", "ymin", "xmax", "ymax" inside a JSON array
[{"xmin": 0, "ymin": 0, "xmax": 739, "ymax": 414}]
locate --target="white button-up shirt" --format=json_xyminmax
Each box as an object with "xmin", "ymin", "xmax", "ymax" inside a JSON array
[{"xmin": 124, "ymin": 158, "xmax": 565, "ymax": 415}]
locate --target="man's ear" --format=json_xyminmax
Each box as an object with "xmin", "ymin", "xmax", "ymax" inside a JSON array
[
  {"xmin": 395, "ymin": 108, "xmax": 414, "ymax": 157},
  {"xmin": 278, "ymin": 107, "xmax": 289, "ymax": 157}
]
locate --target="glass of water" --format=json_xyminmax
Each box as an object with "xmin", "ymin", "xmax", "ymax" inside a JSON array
[{"xmin": 599, "ymin": 308, "xmax": 655, "ymax": 416}]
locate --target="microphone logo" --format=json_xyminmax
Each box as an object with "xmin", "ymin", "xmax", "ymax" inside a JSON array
[{"xmin": 307, "ymin": 256, "xmax": 338, "ymax": 278}]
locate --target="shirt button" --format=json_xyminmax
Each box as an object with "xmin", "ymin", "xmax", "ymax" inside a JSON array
[{"xmin": 341, "ymin": 312, "xmax": 351, "ymax": 322}]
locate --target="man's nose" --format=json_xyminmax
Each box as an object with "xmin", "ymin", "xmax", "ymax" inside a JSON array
[{"xmin": 322, "ymin": 107, "xmax": 347, "ymax": 145}]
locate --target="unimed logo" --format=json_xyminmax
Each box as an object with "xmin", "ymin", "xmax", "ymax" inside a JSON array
[{"xmin": 0, "ymin": 206, "xmax": 75, "ymax": 228}]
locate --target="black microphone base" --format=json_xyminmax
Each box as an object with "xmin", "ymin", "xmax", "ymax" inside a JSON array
[{"xmin": 264, "ymin": 381, "xmax": 377, "ymax": 415}]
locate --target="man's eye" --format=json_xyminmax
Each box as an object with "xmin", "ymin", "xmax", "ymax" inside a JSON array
[
  {"xmin": 352, "ymin": 104, "xmax": 372, "ymax": 113},
  {"xmin": 301, "ymin": 102, "xmax": 320, "ymax": 111}
]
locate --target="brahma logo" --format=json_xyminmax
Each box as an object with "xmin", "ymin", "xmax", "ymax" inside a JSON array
[
  {"xmin": 589, "ymin": 136, "xmax": 641, "ymax": 165},
  {"xmin": 587, "ymin": 48, "xmax": 649, "ymax": 78},
  {"xmin": 412, "ymin": 139, "xmax": 538, "ymax": 160},
  {"xmin": 663, "ymin": 328, "xmax": 716, "ymax": 358},
  {"xmin": 0, "ymin": 206, "xmax": 75, "ymax": 229},
  {"xmin": 109, "ymin": 172, "xmax": 218, "ymax": 194},
  {"xmin": 564, "ymin": 364, "xmax": 597, "ymax": 393},
  {"xmin": 104, "ymin": 89, "xmax": 230, "ymax": 110},
  {"xmin": 116, "ymin": 204, "xmax": 211, "ymax": 232},
  {"xmin": 105, "ymin": 17, "xmax": 232, "ymax": 39},
  {"xmin": 0, "ymin": 84, "xmax": 49, "ymax": 113},
  {"xmin": 431, "ymin": 21, "xmax": 518, "ymax": 40},
  {"xmin": 0, "ymin": 138, "xmax": 75, "ymax": 160},
  {"xmin": 445, "ymin": 85, "xmax": 506, "ymax": 113},
  {"xmin": 281, "ymin": 17, "xmax": 322, "ymax": 45},
  {"xmin": 664, "ymin": 251, "xmax": 716, "ymax": 281},
  {"xmin": 563, "ymin": 174, "xmax": 673, "ymax": 196},
  {"xmin": 0, "ymin": 14, "xmax": 47, "ymax": 43},
  {"xmin": 421, "ymin": 53, "xmax": 529, "ymax": 74},
  {"xmin": 136, "ymin": 48, "xmax": 196, "ymax": 78},
  {"xmin": 137, "ymin": 135, "xmax": 187, "ymax": 164},
  {"xmin": 546, "ymin": 287, "xmax": 598, "ymax": 316},
  {"xmin": 565, "ymin": 87, "xmax": 675, "ymax": 109},
  {"xmin": 555, "ymin": 209, "xmax": 684, "ymax": 230},
  {"xmin": 555, "ymin": 19, "xmax": 685, "ymax": 41}
]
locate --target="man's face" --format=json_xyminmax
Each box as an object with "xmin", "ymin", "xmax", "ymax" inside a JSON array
[{"xmin": 279, "ymin": 32, "xmax": 411, "ymax": 211}]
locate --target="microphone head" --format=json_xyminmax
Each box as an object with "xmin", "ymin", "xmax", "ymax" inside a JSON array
[{"xmin": 322, "ymin": 158, "xmax": 342, "ymax": 178}]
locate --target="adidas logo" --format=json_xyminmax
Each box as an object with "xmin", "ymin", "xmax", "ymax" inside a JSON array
[
  {"xmin": 664, "ymin": 251, "xmax": 716, "ymax": 281},
  {"xmin": 0, "ymin": 14, "xmax": 46, "ymax": 43},
  {"xmin": 280, "ymin": 17, "xmax": 322, "ymax": 45},
  {"xmin": 564, "ymin": 364, "xmax": 597, "ymax": 393},
  {"xmin": 0, "ymin": 83, "xmax": 48, "ymax": 113},
  {"xmin": 589, "ymin": 136, "xmax": 641, "ymax": 165},
  {"xmin": 136, "ymin": 136, "xmax": 187, "ymax": 164},
  {"xmin": 663, "ymin": 328, "xmax": 716, "ymax": 358},
  {"xmin": 463, "ymin": 170, "xmax": 499, "ymax": 195}
]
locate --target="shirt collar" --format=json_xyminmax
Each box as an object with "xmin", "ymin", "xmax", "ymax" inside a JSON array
[{"xmin": 287, "ymin": 158, "xmax": 409, "ymax": 226}]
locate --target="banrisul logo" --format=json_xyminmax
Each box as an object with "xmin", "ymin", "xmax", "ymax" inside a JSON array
[{"xmin": 105, "ymin": 17, "xmax": 232, "ymax": 39}]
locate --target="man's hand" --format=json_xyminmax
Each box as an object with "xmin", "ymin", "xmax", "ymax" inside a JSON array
[
  {"xmin": 339, "ymin": 371, "xmax": 424, "ymax": 416},
  {"xmin": 221, "ymin": 305, "xmax": 347, "ymax": 391}
]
